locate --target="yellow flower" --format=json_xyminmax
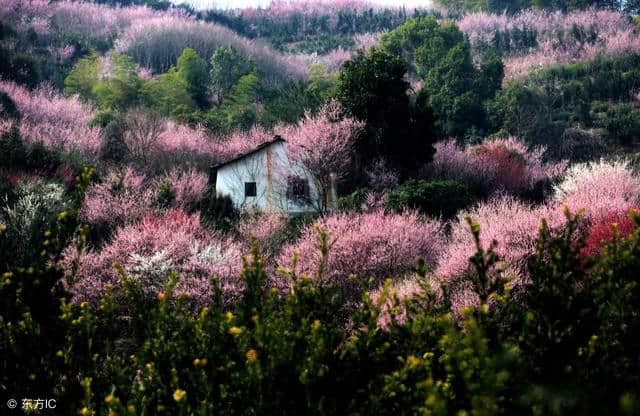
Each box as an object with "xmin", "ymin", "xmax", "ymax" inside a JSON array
[
  {"xmin": 225, "ymin": 311, "xmax": 234, "ymax": 322},
  {"xmin": 104, "ymin": 394, "xmax": 115, "ymax": 404},
  {"xmin": 157, "ymin": 292, "xmax": 166, "ymax": 301},
  {"xmin": 173, "ymin": 389, "xmax": 187, "ymax": 402},
  {"xmin": 58, "ymin": 211, "xmax": 68, "ymax": 220},
  {"xmin": 193, "ymin": 358, "xmax": 200, "ymax": 367},
  {"xmin": 407, "ymin": 355, "xmax": 423, "ymax": 369},
  {"xmin": 79, "ymin": 407, "xmax": 92, "ymax": 416},
  {"xmin": 228, "ymin": 326, "xmax": 243, "ymax": 336},
  {"xmin": 311, "ymin": 320, "xmax": 321, "ymax": 331},
  {"xmin": 200, "ymin": 358, "xmax": 208, "ymax": 366},
  {"xmin": 246, "ymin": 349, "xmax": 257, "ymax": 365},
  {"xmin": 127, "ymin": 404, "xmax": 136, "ymax": 414}
]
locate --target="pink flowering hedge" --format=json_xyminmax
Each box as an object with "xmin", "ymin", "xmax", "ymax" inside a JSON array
[
  {"xmin": 278, "ymin": 209, "xmax": 445, "ymax": 298},
  {"xmin": 0, "ymin": 80, "xmax": 101, "ymax": 156},
  {"xmin": 65, "ymin": 209, "xmax": 243, "ymax": 308},
  {"xmin": 429, "ymin": 137, "xmax": 567, "ymax": 194},
  {"xmin": 81, "ymin": 167, "xmax": 208, "ymax": 228}
]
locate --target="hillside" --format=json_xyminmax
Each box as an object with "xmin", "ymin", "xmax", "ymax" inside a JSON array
[{"xmin": 2, "ymin": 0, "xmax": 640, "ymax": 414}]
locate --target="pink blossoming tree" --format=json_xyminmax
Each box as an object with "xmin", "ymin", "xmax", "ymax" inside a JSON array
[{"xmin": 281, "ymin": 99, "xmax": 364, "ymax": 213}]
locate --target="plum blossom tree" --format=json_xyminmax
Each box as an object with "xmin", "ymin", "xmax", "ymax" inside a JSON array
[
  {"xmin": 278, "ymin": 209, "xmax": 445, "ymax": 300},
  {"xmin": 64, "ymin": 209, "xmax": 243, "ymax": 308},
  {"xmin": 429, "ymin": 137, "xmax": 567, "ymax": 194},
  {"xmin": 553, "ymin": 159, "xmax": 640, "ymax": 223},
  {"xmin": 281, "ymin": 99, "xmax": 364, "ymax": 213},
  {"xmin": 0, "ymin": 80, "xmax": 101, "ymax": 155}
]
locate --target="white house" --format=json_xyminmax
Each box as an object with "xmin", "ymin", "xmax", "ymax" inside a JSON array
[{"xmin": 212, "ymin": 137, "xmax": 337, "ymax": 213}]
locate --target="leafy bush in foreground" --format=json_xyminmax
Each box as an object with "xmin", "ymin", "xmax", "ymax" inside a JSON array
[{"xmin": 2, "ymin": 171, "xmax": 640, "ymax": 415}]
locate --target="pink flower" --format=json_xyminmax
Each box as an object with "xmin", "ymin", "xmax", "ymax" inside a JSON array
[
  {"xmin": 0, "ymin": 80, "xmax": 101, "ymax": 155},
  {"xmin": 430, "ymin": 137, "xmax": 566, "ymax": 194},
  {"xmin": 64, "ymin": 209, "xmax": 244, "ymax": 308},
  {"xmin": 278, "ymin": 209, "xmax": 445, "ymax": 298}
]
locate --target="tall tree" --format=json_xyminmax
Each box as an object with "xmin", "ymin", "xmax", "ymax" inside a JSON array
[
  {"xmin": 337, "ymin": 48, "xmax": 437, "ymax": 178},
  {"xmin": 177, "ymin": 48, "xmax": 209, "ymax": 108},
  {"xmin": 209, "ymin": 45, "xmax": 256, "ymax": 102}
]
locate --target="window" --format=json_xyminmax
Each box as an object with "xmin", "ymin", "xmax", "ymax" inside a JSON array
[
  {"xmin": 287, "ymin": 176, "xmax": 309, "ymax": 202},
  {"xmin": 245, "ymin": 181, "xmax": 257, "ymax": 197}
]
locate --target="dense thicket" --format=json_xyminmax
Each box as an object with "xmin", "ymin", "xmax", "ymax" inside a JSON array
[
  {"xmin": 2, "ymin": 176, "xmax": 640, "ymax": 414},
  {"xmin": 487, "ymin": 53, "xmax": 640, "ymax": 151}
]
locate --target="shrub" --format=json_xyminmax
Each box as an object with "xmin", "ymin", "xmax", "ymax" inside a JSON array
[
  {"xmin": 1, "ymin": 179, "xmax": 69, "ymax": 265},
  {"xmin": 553, "ymin": 159, "xmax": 640, "ymax": 223},
  {"xmin": 387, "ymin": 179, "xmax": 477, "ymax": 219},
  {"xmin": 336, "ymin": 188, "xmax": 367, "ymax": 212},
  {"xmin": 435, "ymin": 196, "xmax": 566, "ymax": 291},
  {"xmin": 65, "ymin": 209, "xmax": 243, "ymax": 309},
  {"xmin": 98, "ymin": 121, "xmax": 130, "ymax": 164},
  {"xmin": 429, "ymin": 137, "xmax": 567, "ymax": 195},
  {"xmin": 0, "ymin": 90, "xmax": 20, "ymax": 119},
  {"xmin": 0, "ymin": 80, "xmax": 101, "ymax": 156},
  {"xmin": 237, "ymin": 211, "xmax": 291, "ymax": 259},
  {"xmin": 558, "ymin": 127, "xmax": 608, "ymax": 162},
  {"xmin": 582, "ymin": 208, "xmax": 638, "ymax": 257},
  {"xmin": 278, "ymin": 209, "xmax": 445, "ymax": 300},
  {"xmin": 4, "ymin": 173, "xmax": 640, "ymax": 415},
  {"xmin": 159, "ymin": 167, "xmax": 208, "ymax": 212},
  {"xmin": 81, "ymin": 167, "xmax": 152, "ymax": 230},
  {"xmin": 154, "ymin": 177, "xmax": 175, "ymax": 209},
  {"xmin": 199, "ymin": 190, "xmax": 239, "ymax": 232},
  {"xmin": 89, "ymin": 110, "xmax": 121, "ymax": 129}
]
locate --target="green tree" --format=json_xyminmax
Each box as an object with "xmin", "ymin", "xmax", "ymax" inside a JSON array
[
  {"xmin": 176, "ymin": 48, "xmax": 209, "ymax": 108},
  {"xmin": 381, "ymin": 16, "xmax": 464, "ymax": 76},
  {"xmin": 383, "ymin": 16, "xmax": 503, "ymax": 138},
  {"xmin": 140, "ymin": 69, "xmax": 196, "ymax": 119},
  {"xmin": 92, "ymin": 54, "xmax": 143, "ymax": 111},
  {"xmin": 337, "ymin": 48, "xmax": 437, "ymax": 177},
  {"xmin": 209, "ymin": 45, "xmax": 256, "ymax": 102},
  {"xmin": 64, "ymin": 52, "xmax": 100, "ymax": 101}
]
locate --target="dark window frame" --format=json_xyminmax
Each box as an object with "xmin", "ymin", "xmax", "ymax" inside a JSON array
[
  {"xmin": 287, "ymin": 175, "xmax": 310, "ymax": 203},
  {"xmin": 245, "ymin": 181, "xmax": 257, "ymax": 197}
]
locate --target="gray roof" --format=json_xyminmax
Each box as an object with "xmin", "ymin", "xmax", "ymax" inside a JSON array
[{"xmin": 211, "ymin": 136, "xmax": 285, "ymax": 169}]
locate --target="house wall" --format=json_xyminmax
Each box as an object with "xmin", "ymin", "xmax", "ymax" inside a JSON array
[{"xmin": 215, "ymin": 141, "xmax": 334, "ymax": 213}]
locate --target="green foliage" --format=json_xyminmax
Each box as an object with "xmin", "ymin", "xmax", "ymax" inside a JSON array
[
  {"xmin": 199, "ymin": 189, "xmax": 239, "ymax": 232},
  {"xmin": 488, "ymin": 54, "xmax": 640, "ymax": 150},
  {"xmin": 209, "ymin": 45, "xmax": 257, "ymax": 102},
  {"xmin": 92, "ymin": 54, "xmax": 143, "ymax": 111},
  {"xmin": 0, "ymin": 91, "xmax": 20, "ymax": 120},
  {"xmin": 381, "ymin": 16, "xmax": 464, "ymax": 76},
  {"xmin": 177, "ymin": 48, "xmax": 209, "ymax": 108},
  {"xmin": 337, "ymin": 188, "xmax": 368, "ymax": 212},
  {"xmin": 64, "ymin": 51, "xmax": 100, "ymax": 101},
  {"xmin": 381, "ymin": 16, "xmax": 503, "ymax": 138},
  {"xmin": 594, "ymin": 102, "xmax": 640, "ymax": 145},
  {"xmin": 154, "ymin": 177, "xmax": 176, "ymax": 209},
  {"xmin": 3, "ymin": 179, "xmax": 640, "ymax": 414},
  {"xmin": 140, "ymin": 69, "xmax": 197, "ymax": 119},
  {"xmin": 387, "ymin": 179, "xmax": 478, "ymax": 218},
  {"xmin": 88, "ymin": 110, "xmax": 122, "ymax": 129},
  {"xmin": 0, "ymin": 124, "xmax": 62, "ymax": 172},
  {"xmin": 338, "ymin": 48, "xmax": 437, "ymax": 178}
]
